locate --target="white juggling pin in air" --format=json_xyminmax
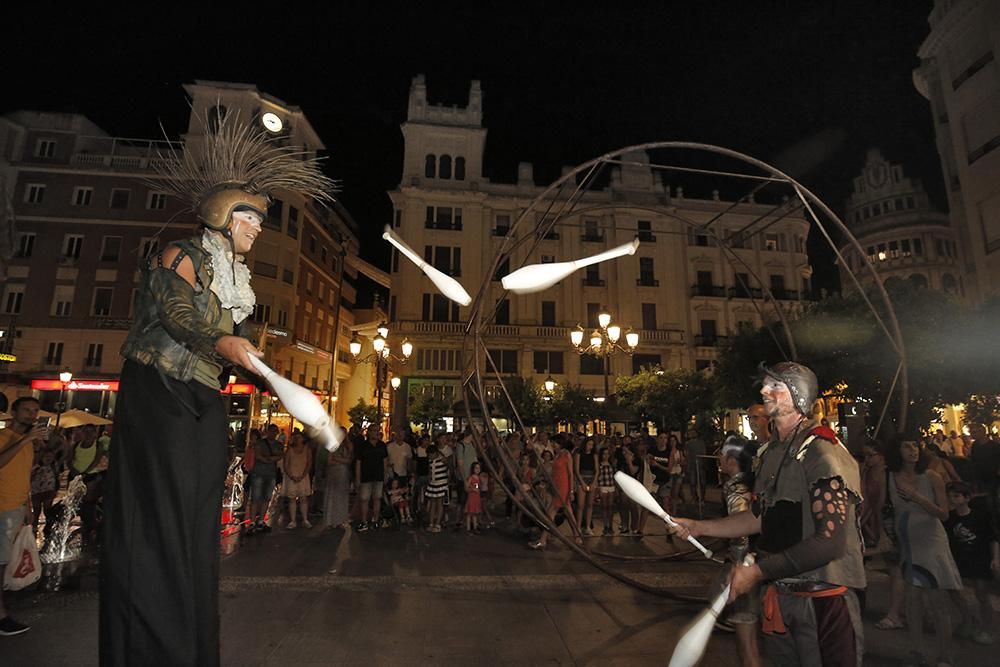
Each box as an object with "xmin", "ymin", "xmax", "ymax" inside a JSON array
[
  {"xmin": 247, "ymin": 356, "xmax": 345, "ymax": 452},
  {"xmin": 501, "ymin": 238, "xmax": 640, "ymax": 294},
  {"xmin": 383, "ymin": 226, "xmax": 472, "ymax": 306},
  {"xmin": 613, "ymin": 470, "xmax": 713, "ymax": 558}
]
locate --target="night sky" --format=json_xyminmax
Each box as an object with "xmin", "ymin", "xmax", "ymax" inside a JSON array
[{"xmin": 7, "ymin": 3, "xmax": 942, "ymax": 294}]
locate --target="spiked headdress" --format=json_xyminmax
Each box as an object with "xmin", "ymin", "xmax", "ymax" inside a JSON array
[{"xmin": 148, "ymin": 109, "xmax": 337, "ymax": 232}]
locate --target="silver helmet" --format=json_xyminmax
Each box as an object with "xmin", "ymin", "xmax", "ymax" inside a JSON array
[{"xmin": 760, "ymin": 362, "xmax": 818, "ymax": 417}]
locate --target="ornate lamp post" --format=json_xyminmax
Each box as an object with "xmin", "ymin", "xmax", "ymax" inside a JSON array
[
  {"xmin": 56, "ymin": 367, "xmax": 73, "ymax": 429},
  {"xmin": 569, "ymin": 307, "xmax": 638, "ymax": 403},
  {"xmin": 350, "ymin": 322, "xmax": 413, "ymax": 432}
]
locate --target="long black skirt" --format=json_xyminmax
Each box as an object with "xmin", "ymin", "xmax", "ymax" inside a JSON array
[{"xmin": 99, "ymin": 360, "xmax": 227, "ymax": 667}]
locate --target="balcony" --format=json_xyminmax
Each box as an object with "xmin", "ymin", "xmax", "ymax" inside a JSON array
[
  {"xmin": 727, "ymin": 286, "xmax": 763, "ymax": 299},
  {"xmin": 770, "ymin": 289, "xmax": 801, "ymax": 301},
  {"xmin": 694, "ymin": 335, "xmax": 728, "ymax": 347},
  {"xmin": 582, "ymin": 278, "xmax": 606, "ymax": 287},
  {"xmin": 690, "ymin": 284, "xmax": 725, "ymax": 297},
  {"xmin": 637, "ymin": 277, "xmax": 660, "ymax": 287},
  {"xmin": 637, "ymin": 232, "xmax": 656, "ymax": 242},
  {"xmin": 582, "ymin": 233, "xmax": 605, "ymax": 243},
  {"xmin": 425, "ymin": 221, "xmax": 463, "ymax": 231},
  {"xmin": 492, "ymin": 227, "xmax": 510, "ymax": 237},
  {"xmin": 394, "ymin": 320, "xmax": 686, "ymax": 345}
]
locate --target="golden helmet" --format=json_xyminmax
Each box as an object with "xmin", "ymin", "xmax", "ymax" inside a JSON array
[{"xmin": 197, "ymin": 188, "xmax": 268, "ymax": 231}]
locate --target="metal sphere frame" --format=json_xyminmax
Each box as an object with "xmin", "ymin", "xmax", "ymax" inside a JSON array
[{"xmin": 457, "ymin": 141, "xmax": 907, "ymax": 600}]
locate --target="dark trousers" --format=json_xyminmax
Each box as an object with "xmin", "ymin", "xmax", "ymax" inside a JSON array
[{"xmin": 100, "ymin": 361, "xmax": 227, "ymax": 667}]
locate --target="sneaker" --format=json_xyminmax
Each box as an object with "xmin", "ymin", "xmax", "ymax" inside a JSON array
[
  {"xmin": 0, "ymin": 616, "xmax": 30, "ymax": 636},
  {"xmin": 973, "ymin": 630, "xmax": 995, "ymax": 645},
  {"xmin": 619, "ymin": 526, "xmax": 630, "ymax": 535},
  {"xmin": 583, "ymin": 528, "xmax": 594, "ymax": 536},
  {"xmin": 356, "ymin": 521, "xmax": 369, "ymax": 532},
  {"xmin": 287, "ymin": 522, "xmax": 298, "ymax": 530},
  {"xmin": 302, "ymin": 520, "xmax": 313, "ymax": 529}
]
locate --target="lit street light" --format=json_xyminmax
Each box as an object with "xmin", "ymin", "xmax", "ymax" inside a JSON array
[
  {"xmin": 569, "ymin": 308, "xmax": 638, "ymax": 407},
  {"xmin": 351, "ymin": 322, "xmax": 413, "ymax": 432},
  {"xmin": 56, "ymin": 367, "xmax": 73, "ymax": 429}
]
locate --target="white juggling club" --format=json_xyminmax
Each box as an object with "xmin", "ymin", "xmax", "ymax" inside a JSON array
[
  {"xmin": 247, "ymin": 356, "xmax": 344, "ymax": 452},
  {"xmin": 613, "ymin": 470, "xmax": 713, "ymax": 559},
  {"xmin": 501, "ymin": 238, "xmax": 640, "ymax": 294},
  {"xmin": 667, "ymin": 555, "xmax": 755, "ymax": 667},
  {"xmin": 383, "ymin": 226, "xmax": 472, "ymax": 306}
]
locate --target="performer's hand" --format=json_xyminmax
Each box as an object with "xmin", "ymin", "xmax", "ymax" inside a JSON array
[
  {"xmin": 215, "ymin": 335, "xmax": 264, "ymax": 372},
  {"xmin": 728, "ymin": 563, "xmax": 763, "ymax": 602},
  {"xmin": 667, "ymin": 516, "xmax": 701, "ymax": 540}
]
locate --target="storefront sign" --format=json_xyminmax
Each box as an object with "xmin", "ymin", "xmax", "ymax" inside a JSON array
[
  {"xmin": 0, "ymin": 353, "xmax": 16, "ymax": 362},
  {"xmin": 294, "ymin": 340, "xmax": 332, "ymax": 360},
  {"xmin": 267, "ymin": 326, "xmax": 291, "ymax": 338},
  {"xmin": 222, "ymin": 383, "xmax": 255, "ymax": 395},
  {"xmin": 31, "ymin": 379, "xmax": 120, "ymax": 392}
]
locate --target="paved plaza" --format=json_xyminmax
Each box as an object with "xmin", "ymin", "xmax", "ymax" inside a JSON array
[{"xmin": 4, "ymin": 509, "xmax": 999, "ymax": 665}]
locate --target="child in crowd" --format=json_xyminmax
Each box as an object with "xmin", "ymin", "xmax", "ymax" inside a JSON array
[
  {"xmin": 514, "ymin": 452, "xmax": 537, "ymax": 530},
  {"xmin": 424, "ymin": 445, "xmax": 449, "ymax": 533},
  {"xmin": 464, "ymin": 462, "xmax": 483, "ymax": 534},
  {"xmin": 388, "ymin": 478, "xmax": 412, "ymax": 524},
  {"xmin": 945, "ymin": 481, "xmax": 1000, "ymax": 645},
  {"xmin": 718, "ymin": 434, "xmax": 761, "ymax": 667},
  {"xmin": 282, "ymin": 432, "xmax": 313, "ymax": 529},
  {"xmin": 478, "ymin": 467, "xmax": 495, "ymax": 528}
]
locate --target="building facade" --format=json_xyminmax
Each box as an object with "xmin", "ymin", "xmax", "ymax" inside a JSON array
[
  {"xmin": 913, "ymin": 0, "xmax": 1000, "ymax": 302},
  {"xmin": 0, "ymin": 81, "xmax": 363, "ymax": 429},
  {"xmin": 388, "ymin": 75, "xmax": 812, "ymax": 425},
  {"xmin": 837, "ymin": 148, "xmax": 966, "ymax": 299}
]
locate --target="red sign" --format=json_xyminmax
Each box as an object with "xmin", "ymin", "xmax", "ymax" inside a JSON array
[
  {"xmin": 32, "ymin": 379, "xmax": 120, "ymax": 392},
  {"xmin": 222, "ymin": 383, "xmax": 255, "ymax": 395}
]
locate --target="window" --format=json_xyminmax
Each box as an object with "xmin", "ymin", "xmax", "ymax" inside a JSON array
[
  {"xmin": 533, "ymin": 351, "xmax": 565, "ymax": 374},
  {"xmin": 146, "ymin": 191, "xmax": 167, "ymax": 210},
  {"xmin": 580, "ymin": 353, "xmax": 605, "ymax": 375},
  {"xmin": 584, "ymin": 264, "xmax": 603, "ymax": 286},
  {"xmin": 541, "ymin": 301, "xmax": 556, "ymax": 326},
  {"xmin": 309, "ymin": 235, "xmax": 317, "ymax": 253},
  {"xmin": 733, "ymin": 272, "xmax": 752, "ymax": 298},
  {"xmin": 764, "ymin": 233, "xmax": 785, "ymax": 251},
  {"xmin": 632, "ymin": 354, "xmax": 662, "ymax": 374},
  {"xmin": 140, "ymin": 237, "xmax": 159, "ymax": 260},
  {"xmin": 689, "ymin": 230, "xmax": 715, "ymax": 247},
  {"xmin": 455, "ymin": 157, "xmax": 466, "ymax": 180},
  {"xmin": 425, "ymin": 206, "xmax": 462, "ymax": 230},
  {"xmin": 935, "ymin": 238, "xmax": 946, "ymax": 258},
  {"xmin": 429, "ymin": 246, "xmax": 461, "ymax": 275},
  {"xmin": 318, "ymin": 282, "xmax": 326, "ymax": 301},
  {"xmin": 35, "ymin": 139, "xmax": 56, "ymax": 158},
  {"xmin": 901, "ymin": 239, "xmax": 912, "ymax": 257},
  {"xmin": 109, "ymin": 188, "xmax": 131, "ymax": 209},
  {"xmin": 637, "ymin": 220, "xmax": 655, "ymax": 242},
  {"xmin": 486, "ymin": 349, "xmax": 518, "ymax": 374},
  {"xmin": 266, "ymin": 199, "xmax": 283, "ymax": 230},
  {"xmin": 394, "ymin": 209, "xmax": 402, "ymax": 228},
  {"xmin": 913, "ymin": 238, "xmax": 923, "ymax": 256},
  {"xmin": 253, "ymin": 303, "xmax": 272, "ymax": 323},
  {"xmin": 541, "ymin": 255, "xmax": 555, "ymax": 264},
  {"xmin": 321, "ymin": 246, "xmax": 327, "ymax": 263},
  {"xmin": 16, "ymin": 233, "xmax": 35, "ymax": 258},
  {"xmin": 638, "ymin": 257, "xmax": 657, "ymax": 286},
  {"xmin": 425, "ymin": 154, "xmax": 436, "ymax": 178},
  {"xmin": 422, "ymin": 293, "xmax": 459, "ymax": 322},
  {"xmin": 306, "ymin": 272, "xmax": 314, "ymax": 294},
  {"xmin": 51, "ymin": 285, "xmax": 74, "ymax": 317},
  {"xmin": 100, "ymin": 236, "xmax": 122, "ymax": 262},
  {"xmin": 287, "ymin": 206, "xmax": 299, "ymax": 238},
  {"xmin": 3, "ymin": 285, "xmax": 25, "ymax": 314},
  {"xmin": 439, "ymin": 154, "xmax": 452, "ymax": 179},
  {"xmin": 278, "ymin": 309, "xmax": 288, "ymax": 327},
  {"xmin": 25, "ymin": 183, "xmax": 45, "ymax": 204},
  {"xmin": 46, "ymin": 342, "xmax": 64, "ymax": 366},
  {"xmin": 72, "ymin": 186, "xmax": 94, "ymax": 206},
  {"xmin": 728, "ymin": 230, "xmax": 747, "ymax": 249},
  {"xmin": 699, "ymin": 319, "xmax": 717, "ymax": 343},
  {"xmin": 495, "ymin": 299, "xmax": 510, "ymax": 325},
  {"xmin": 888, "ymin": 240, "xmax": 900, "ymax": 259},
  {"xmin": 586, "ymin": 302, "xmax": 601, "ymax": 328},
  {"xmin": 494, "ymin": 214, "xmax": 511, "ymax": 236},
  {"xmin": 92, "ymin": 287, "xmax": 114, "ymax": 316},
  {"xmin": 62, "ymin": 234, "xmax": 84, "ymax": 259},
  {"xmin": 86, "ymin": 343, "xmax": 104, "ymax": 368},
  {"xmin": 769, "ymin": 274, "xmax": 786, "ymax": 296},
  {"xmin": 583, "ymin": 219, "xmax": 602, "ymax": 241},
  {"xmin": 641, "ymin": 303, "xmax": 656, "ymax": 330}
]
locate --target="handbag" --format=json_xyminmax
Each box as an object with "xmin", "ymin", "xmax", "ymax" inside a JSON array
[
  {"xmin": 881, "ymin": 469, "xmax": 899, "ymax": 548},
  {"xmin": 3, "ymin": 524, "xmax": 42, "ymax": 591}
]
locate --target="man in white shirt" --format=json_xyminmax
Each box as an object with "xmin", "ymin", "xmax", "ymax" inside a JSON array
[{"xmin": 386, "ymin": 430, "xmax": 413, "ymax": 482}]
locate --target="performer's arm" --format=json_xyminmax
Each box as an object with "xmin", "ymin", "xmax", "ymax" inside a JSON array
[
  {"xmin": 148, "ymin": 249, "xmax": 230, "ymax": 358},
  {"xmin": 671, "ymin": 508, "xmax": 761, "ymax": 540}
]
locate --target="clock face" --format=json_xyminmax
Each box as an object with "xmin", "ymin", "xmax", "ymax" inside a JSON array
[{"xmin": 261, "ymin": 112, "xmax": 283, "ymax": 133}]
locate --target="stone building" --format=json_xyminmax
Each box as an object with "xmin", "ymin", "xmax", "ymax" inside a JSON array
[
  {"xmin": 387, "ymin": 75, "xmax": 813, "ymax": 428},
  {"xmin": 0, "ymin": 81, "xmax": 363, "ymax": 429},
  {"xmin": 913, "ymin": 0, "xmax": 1000, "ymax": 302}
]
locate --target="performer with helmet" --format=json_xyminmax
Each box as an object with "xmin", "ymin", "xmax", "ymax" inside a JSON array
[
  {"xmin": 669, "ymin": 362, "xmax": 866, "ymax": 667},
  {"xmin": 99, "ymin": 113, "xmax": 335, "ymax": 666}
]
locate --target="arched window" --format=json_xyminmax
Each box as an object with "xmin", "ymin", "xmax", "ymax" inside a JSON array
[
  {"xmin": 424, "ymin": 154, "xmax": 437, "ymax": 178},
  {"xmin": 439, "ymin": 154, "xmax": 452, "ymax": 179},
  {"xmin": 454, "ymin": 156, "xmax": 466, "ymax": 181},
  {"xmin": 207, "ymin": 105, "xmax": 227, "ymax": 134},
  {"xmin": 908, "ymin": 273, "xmax": 928, "ymax": 289},
  {"xmin": 942, "ymin": 273, "xmax": 958, "ymax": 293}
]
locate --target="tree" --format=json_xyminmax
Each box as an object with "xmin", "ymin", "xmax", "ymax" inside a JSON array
[
  {"xmin": 498, "ymin": 376, "xmax": 551, "ymax": 429},
  {"xmin": 550, "ymin": 383, "xmax": 603, "ymax": 430},
  {"xmin": 963, "ymin": 394, "xmax": 1000, "ymax": 429},
  {"xmin": 615, "ymin": 365, "xmax": 718, "ymax": 435},
  {"xmin": 407, "ymin": 390, "xmax": 450, "ymax": 432},
  {"xmin": 347, "ymin": 398, "xmax": 380, "ymax": 430}
]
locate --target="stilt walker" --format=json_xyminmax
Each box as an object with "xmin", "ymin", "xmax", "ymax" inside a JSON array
[{"xmin": 99, "ymin": 112, "xmax": 335, "ymax": 666}]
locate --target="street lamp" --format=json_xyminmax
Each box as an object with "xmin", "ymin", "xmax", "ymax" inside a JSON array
[
  {"xmin": 56, "ymin": 368, "xmax": 73, "ymax": 429},
  {"xmin": 543, "ymin": 375, "xmax": 557, "ymax": 393},
  {"xmin": 351, "ymin": 322, "xmax": 413, "ymax": 432},
  {"xmin": 569, "ymin": 308, "xmax": 638, "ymax": 403}
]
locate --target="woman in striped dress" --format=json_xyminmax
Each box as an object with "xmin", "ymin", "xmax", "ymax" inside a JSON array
[{"xmin": 424, "ymin": 445, "xmax": 450, "ymax": 532}]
